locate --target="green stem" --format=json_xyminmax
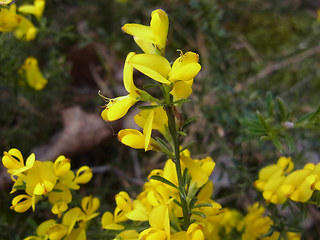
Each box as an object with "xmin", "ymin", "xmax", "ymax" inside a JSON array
[{"xmin": 163, "ymin": 85, "xmax": 190, "ymax": 230}]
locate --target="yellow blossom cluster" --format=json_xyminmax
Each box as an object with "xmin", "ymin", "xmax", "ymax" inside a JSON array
[
  {"xmin": 2, "ymin": 148, "xmax": 92, "ymax": 217},
  {"xmin": 254, "ymin": 156, "xmax": 320, "ymax": 204},
  {"xmin": 100, "ymin": 9, "xmax": 201, "ymax": 126},
  {"xmin": 102, "ymin": 150, "xmax": 222, "ymax": 240},
  {"xmin": 208, "ymin": 203, "xmax": 300, "ymax": 240},
  {"xmin": 0, "ymin": 0, "xmax": 45, "ymax": 41},
  {"xmin": 24, "ymin": 195, "xmax": 100, "ymax": 240},
  {"xmin": 1, "ymin": 1, "xmax": 48, "ymax": 90}
]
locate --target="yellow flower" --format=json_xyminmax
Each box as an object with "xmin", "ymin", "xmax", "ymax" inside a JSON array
[
  {"xmin": 114, "ymin": 230, "xmax": 139, "ymax": 240},
  {"xmin": 24, "ymin": 219, "xmax": 56, "ymax": 240},
  {"xmin": 10, "ymin": 194, "xmax": 34, "ymax": 212},
  {"xmin": 81, "ymin": 195, "xmax": 100, "ymax": 221},
  {"xmin": 20, "ymin": 57, "xmax": 47, "ymax": 90},
  {"xmin": 14, "ymin": 15, "xmax": 37, "ymax": 41},
  {"xmin": 139, "ymin": 204, "xmax": 170, "ymax": 240},
  {"xmin": 125, "ymin": 199, "xmax": 149, "ymax": 221},
  {"xmin": 25, "ymin": 161, "xmax": 57, "ymax": 197},
  {"xmin": 238, "ymin": 203, "xmax": 273, "ymax": 240},
  {"xmin": 181, "ymin": 154, "xmax": 215, "ymax": 188},
  {"xmin": 2, "ymin": 148, "xmax": 35, "ymax": 177},
  {"xmin": 186, "ymin": 223, "xmax": 205, "ymax": 240},
  {"xmin": 0, "ymin": 4, "xmax": 20, "ymax": 31},
  {"xmin": 254, "ymin": 156, "xmax": 294, "ymax": 204},
  {"xmin": 0, "ymin": 4, "xmax": 37, "ymax": 40},
  {"xmin": 134, "ymin": 105, "xmax": 168, "ymax": 135},
  {"xmin": 101, "ymin": 52, "xmax": 141, "ymax": 121},
  {"xmin": 53, "ymin": 155, "xmax": 71, "ymax": 177},
  {"xmin": 0, "ymin": 0, "xmax": 12, "ymax": 6},
  {"xmin": 48, "ymin": 183, "xmax": 72, "ymax": 217},
  {"xmin": 281, "ymin": 163, "xmax": 317, "ymax": 202},
  {"xmin": 128, "ymin": 51, "xmax": 201, "ymax": 99},
  {"xmin": 101, "ymin": 211, "xmax": 125, "ymax": 230},
  {"xmin": 73, "ymin": 166, "xmax": 93, "ymax": 185},
  {"xmin": 122, "ymin": 9, "xmax": 168, "ymax": 55},
  {"xmin": 18, "ymin": 0, "xmax": 45, "ymax": 20},
  {"xmin": 118, "ymin": 111, "xmax": 158, "ymax": 151}
]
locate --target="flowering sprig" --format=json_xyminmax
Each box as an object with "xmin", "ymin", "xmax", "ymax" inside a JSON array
[
  {"xmin": 2, "ymin": 149, "xmax": 92, "ymax": 215},
  {"xmin": 99, "ymin": 9, "xmax": 222, "ymax": 239}
]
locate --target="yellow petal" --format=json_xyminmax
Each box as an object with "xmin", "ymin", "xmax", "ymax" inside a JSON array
[
  {"xmin": 169, "ymin": 62, "xmax": 201, "ymax": 82},
  {"xmin": 149, "ymin": 205, "xmax": 170, "ymax": 238},
  {"xmin": 143, "ymin": 111, "xmax": 154, "ymax": 151},
  {"xmin": 129, "ymin": 54, "xmax": 171, "ymax": 84},
  {"xmin": 150, "ymin": 9, "xmax": 168, "ymax": 49},
  {"xmin": 117, "ymin": 230, "xmax": 139, "ymax": 239},
  {"xmin": 122, "ymin": 24, "xmax": 155, "ymax": 43},
  {"xmin": 118, "ymin": 129, "xmax": 145, "ymax": 149},
  {"xmin": 62, "ymin": 207, "xmax": 82, "ymax": 234},
  {"xmin": 101, "ymin": 94, "xmax": 138, "ymax": 121},
  {"xmin": 170, "ymin": 80, "xmax": 192, "ymax": 100},
  {"xmin": 123, "ymin": 52, "xmax": 136, "ymax": 93},
  {"xmin": 181, "ymin": 155, "xmax": 208, "ymax": 188},
  {"xmin": 10, "ymin": 194, "xmax": 32, "ymax": 212},
  {"xmin": 125, "ymin": 200, "xmax": 149, "ymax": 221},
  {"xmin": 74, "ymin": 166, "xmax": 92, "ymax": 184},
  {"xmin": 134, "ymin": 36, "xmax": 157, "ymax": 54},
  {"xmin": 101, "ymin": 211, "xmax": 124, "ymax": 230},
  {"xmin": 36, "ymin": 219, "xmax": 56, "ymax": 237}
]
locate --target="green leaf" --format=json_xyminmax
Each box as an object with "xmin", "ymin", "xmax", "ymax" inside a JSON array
[
  {"xmin": 182, "ymin": 116, "xmax": 198, "ymax": 129},
  {"xmin": 149, "ymin": 175, "xmax": 178, "ymax": 189},
  {"xmin": 260, "ymin": 135, "xmax": 271, "ymax": 141},
  {"xmin": 180, "ymin": 141, "xmax": 196, "ymax": 153},
  {"xmin": 316, "ymin": 191, "xmax": 320, "ymax": 208},
  {"xmin": 13, "ymin": 184, "xmax": 26, "ymax": 190},
  {"xmin": 177, "ymin": 130, "xmax": 187, "ymax": 136},
  {"xmin": 276, "ymin": 97, "xmax": 287, "ymax": 122},
  {"xmin": 182, "ymin": 168, "xmax": 189, "ymax": 187},
  {"xmin": 189, "ymin": 197, "xmax": 198, "ymax": 209},
  {"xmin": 272, "ymin": 138, "xmax": 283, "ymax": 153},
  {"xmin": 261, "ymin": 226, "xmax": 276, "ymax": 237},
  {"xmin": 191, "ymin": 211, "xmax": 206, "ymax": 218},
  {"xmin": 143, "ymin": 83, "xmax": 161, "ymax": 89},
  {"xmin": 52, "ymin": 188, "xmax": 64, "ymax": 192},
  {"xmin": 155, "ymin": 137, "xmax": 173, "ymax": 158},
  {"xmin": 295, "ymin": 112, "xmax": 313, "ymax": 124},
  {"xmin": 138, "ymin": 105, "xmax": 160, "ymax": 110},
  {"xmin": 192, "ymin": 203, "xmax": 213, "ymax": 209},
  {"xmin": 246, "ymin": 127, "xmax": 266, "ymax": 136},
  {"xmin": 266, "ymin": 92, "xmax": 274, "ymax": 118},
  {"xmin": 257, "ymin": 111, "xmax": 270, "ymax": 132},
  {"xmin": 285, "ymin": 135, "xmax": 295, "ymax": 153},
  {"xmin": 173, "ymin": 98, "xmax": 191, "ymax": 105},
  {"xmin": 173, "ymin": 198, "xmax": 181, "ymax": 207},
  {"xmin": 309, "ymin": 105, "xmax": 320, "ymax": 121}
]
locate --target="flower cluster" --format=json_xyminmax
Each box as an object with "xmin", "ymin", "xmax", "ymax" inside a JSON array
[
  {"xmin": 2, "ymin": 148, "xmax": 92, "ymax": 216},
  {"xmin": 206, "ymin": 203, "xmax": 300, "ymax": 240},
  {"xmin": 254, "ymin": 156, "xmax": 320, "ymax": 204},
  {"xmin": 102, "ymin": 150, "xmax": 221, "ymax": 239},
  {"xmin": 1, "ymin": 1, "xmax": 48, "ymax": 90},
  {"xmin": 25, "ymin": 195, "xmax": 100, "ymax": 240},
  {"xmin": 0, "ymin": 0, "xmax": 45, "ymax": 41}
]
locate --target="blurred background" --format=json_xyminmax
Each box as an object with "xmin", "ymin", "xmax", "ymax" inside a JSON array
[{"xmin": 1, "ymin": 0, "xmax": 320, "ymax": 239}]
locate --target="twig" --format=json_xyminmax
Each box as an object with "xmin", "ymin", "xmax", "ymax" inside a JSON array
[
  {"xmin": 238, "ymin": 45, "xmax": 320, "ymax": 91},
  {"xmin": 237, "ymin": 34, "xmax": 263, "ymax": 65}
]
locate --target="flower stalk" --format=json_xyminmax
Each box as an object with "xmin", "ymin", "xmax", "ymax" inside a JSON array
[{"xmin": 163, "ymin": 84, "xmax": 191, "ymax": 230}]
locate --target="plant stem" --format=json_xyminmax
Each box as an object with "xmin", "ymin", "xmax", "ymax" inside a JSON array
[{"xmin": 163, "ymin": 85, "xmax": 190, "ymax": 230}]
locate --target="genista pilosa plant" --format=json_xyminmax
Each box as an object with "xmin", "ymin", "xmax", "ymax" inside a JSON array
[{"xmin": 2, "ymin": 6, "xmax": 320, "ymax": 240}]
